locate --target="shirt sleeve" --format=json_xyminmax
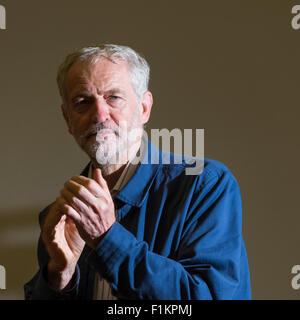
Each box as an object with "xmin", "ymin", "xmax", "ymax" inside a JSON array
[{"xmin": 86, "ymin": 169, "xmax": 251, "ymax": 300}]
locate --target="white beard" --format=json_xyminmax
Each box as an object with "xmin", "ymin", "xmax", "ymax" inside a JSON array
[
  {"xmin": 95, "ymin": 122, "xmax": 142, "ymax": 165},
  {"xmin": 95, "ymin": 129, "xmax": 124, "ymax": 165}
]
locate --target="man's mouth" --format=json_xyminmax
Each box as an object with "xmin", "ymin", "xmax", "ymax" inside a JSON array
[
  {"xmin": 87, "ymin": 130, "xmax": 111, "ymax": 137},
  {"xmin": 98, "ymin": 129, "xmax": 114, "ymax": 134},
  {"xmin": 96, "ymin": 129, "xmax": 116, "ymax": 140},
  {"xmin": 85, "ymin": 128, "xmax": 118, "ymax": 141}
]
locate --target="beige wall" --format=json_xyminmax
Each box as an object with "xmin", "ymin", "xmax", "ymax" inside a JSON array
[{"xmin": 0, "ymin": 0, "xmax": 300, "ymax": 299}]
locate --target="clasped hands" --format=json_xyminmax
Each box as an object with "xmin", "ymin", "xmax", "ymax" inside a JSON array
[
  {"xmin": 59, "ymin": 168, "xmax": 116, "ymax": 249},
  {"xmin": 41, "ymin": 168, "xmax": 116, "ymax": 290}
]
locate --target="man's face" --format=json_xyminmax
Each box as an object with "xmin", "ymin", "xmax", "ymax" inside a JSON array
[{"xmin": 62, "ymin": 57, "xmax": 152, "ymax": 165}]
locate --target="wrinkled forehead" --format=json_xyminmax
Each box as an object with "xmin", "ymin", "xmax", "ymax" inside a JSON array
[
  {"xmin": 66, "ymin": 57, "xmax": 129, "ymax": 84},
  {"xmin": 64, "ymin": 57, "xmax": 134, "ymax": 101}
]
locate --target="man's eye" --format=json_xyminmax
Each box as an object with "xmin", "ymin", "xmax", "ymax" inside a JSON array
[
  {"xmin": 72, "ymin": 99, "xmax": 91, "ymax": 112},
  {"xmin": 76, "ymin": 99, "xmax": 88, "ymax": 104},
  {"xmin": 73, "ymin": 99, "xmax": 91, "ymax": 108},
  {"xmin": 107, "ymin": 95, "xmax": 124, "ymax": 107}
]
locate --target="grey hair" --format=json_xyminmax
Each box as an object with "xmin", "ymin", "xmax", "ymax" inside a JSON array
[{"xmin": 57, "ymin": 44, "xmax": 150, "ymax": 105}]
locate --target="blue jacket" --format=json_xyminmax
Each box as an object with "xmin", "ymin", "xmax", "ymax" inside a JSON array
[{"xmin": 24, "ymin": 139, "xmax": 251, "ymax": 300}]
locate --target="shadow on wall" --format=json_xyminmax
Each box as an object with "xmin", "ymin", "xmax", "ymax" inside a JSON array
[{"xmin": 0, "ymin": 208, "xmax": 41, "ymax": 300}]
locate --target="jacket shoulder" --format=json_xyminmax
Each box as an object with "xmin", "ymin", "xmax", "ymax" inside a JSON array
[{"xmin": 160, "ymin": 157, "xmax": 237, "ymax": 188}]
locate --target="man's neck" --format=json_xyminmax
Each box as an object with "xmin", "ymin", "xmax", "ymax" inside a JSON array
[{"xmin": 91, "ymin": 161, "xmax": 126, "ymax": 190}]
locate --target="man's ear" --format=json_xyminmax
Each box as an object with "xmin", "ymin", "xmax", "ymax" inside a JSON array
[
  {"xmin": 140, "ymin": 91, "xmax": 153, "ymax": 125},
  {"xmin": 61, "ymin": 104, "xmax": 73, "ymax": 135}
]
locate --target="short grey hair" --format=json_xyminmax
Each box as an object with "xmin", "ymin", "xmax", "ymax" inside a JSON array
[{"xmin": 57, "ymin": 44, "xmax": 150, "ymax": 104}]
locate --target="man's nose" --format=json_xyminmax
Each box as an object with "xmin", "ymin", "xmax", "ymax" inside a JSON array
[{"xmin": 92, "ymin": 97, "xmax": 110, "ymax": 123}]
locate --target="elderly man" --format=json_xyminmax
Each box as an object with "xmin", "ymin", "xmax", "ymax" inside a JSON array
[{"xmin": 24, "ymin": 44, "xmax": 251, "ymax": 300}]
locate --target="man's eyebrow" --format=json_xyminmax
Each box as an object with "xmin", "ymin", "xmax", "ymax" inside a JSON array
[
  {"xmin": 104, "ymin": 88, "xmax": 126, "ymax": 95},
  {"xmin": 70, "ymin": 88, "xmax": 126, "ymax": 102}
]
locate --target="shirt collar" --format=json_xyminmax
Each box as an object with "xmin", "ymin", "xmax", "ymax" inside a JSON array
[{"xmin": 113, "ymin": 136, "xmax": 161, "ymax": 207}]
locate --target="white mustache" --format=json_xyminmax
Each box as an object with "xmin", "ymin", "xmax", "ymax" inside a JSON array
[{"xmin": 83, "ymin": 123, "xmax": 120, "ymax": 139}]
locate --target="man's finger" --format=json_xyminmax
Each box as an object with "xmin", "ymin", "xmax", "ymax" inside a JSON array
[
  {"xmin": 63, "ymin": 203, "xmax": 82, "ymax": 224},
  {"xmin": 60, "ymin": 188, "xmax": 89, "ymax": 214},
  {"xmin": 41, "ymin": 197, "xmax": 68, "ymax": 238},
  {"xmin": 64, "ymin": 179, "xmax": 102, "ymax": 201},
  {"xmin": 70, "ymin": 175, "xmax": 105, "ymax": 195},
  {"xmin": 43, "ymin": 197, "xmax": 65, "ymax": 227}
]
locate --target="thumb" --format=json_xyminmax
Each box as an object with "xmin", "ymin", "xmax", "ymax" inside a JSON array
[{"xmin": 93, "ymin": 168, "xmax": 106, "ymax": 188}]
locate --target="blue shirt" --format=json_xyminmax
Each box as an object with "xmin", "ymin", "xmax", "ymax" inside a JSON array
[{"xmin": 24, "ymin": 139, "xmax": 251, "ymax": 300}]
